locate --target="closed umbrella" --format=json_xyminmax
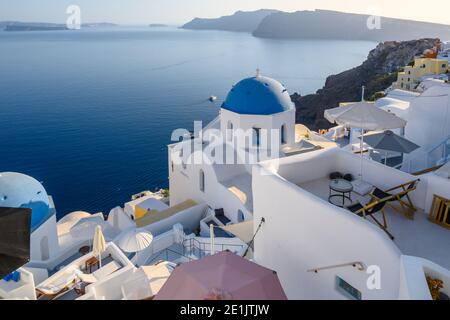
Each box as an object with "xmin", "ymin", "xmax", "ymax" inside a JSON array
[
  {"xmin": 325, "ymin": 100, "xmax": 407, "ymax": 179},
  {"xmin": 116, "ymin": 228, "xmax": 153, "ymax": 264},
  {"xmin": 360, "ymin": 130, "xmax": 420, "ymax": 165},
  {"xmin": 155, "ymin": 251, "xmax": 287, "ymax": 300},
  {"xmin": 93, "ymin": 225, "xmax": 106, "ymax": 267},
  {"xmin": 0, "ymin": 207, "xmax": 31, "ymax": 279}
]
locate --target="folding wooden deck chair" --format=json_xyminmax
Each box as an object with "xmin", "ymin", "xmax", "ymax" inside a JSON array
[
  {"xmin": 371, "ymin": 179, "xmax": 420, "ymax": 220},
  {"xmin": 36, "ymin": 277, "xmax": 76, "ymax": 300},
  {"xmin": 347, "ymin": 195, "xmax": 395, "ymax": 240}
]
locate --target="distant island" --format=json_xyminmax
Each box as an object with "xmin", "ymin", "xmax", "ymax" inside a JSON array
[
  {"xmin": 182, "ymin": 9, "xmax": 278, "ymax": 32},
  {"xmin": 149, "ymin": 24, "xmax": 168, "ymax": 28},
  {"xmin": 183, "ymin": 9, "xmax": 450, "ymax": 41},
  {"xmin": 2, "ymin": 22, "xmax": 67, "ymax": 31},
  {"xmin": 82, "ymin": 22, "xmax": 117, "ymax": 28},
  {"xmin": 1, "ymin": 21, "xmax": 117, "ymax": 31}
]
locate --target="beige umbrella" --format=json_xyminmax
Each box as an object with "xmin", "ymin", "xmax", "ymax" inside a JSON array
[
  {"xmin": 325, "ymin": 99, "xmax": 407, "ymax": 179},
  {"xmin": 220, "ymin": 221, "xmax": 254, "ymax": 243},
  {"xmin": 116, "ymin": 228, "xmax": 153, "ymax": 265},
  {"xmin": 93, "ymin": 225, "xmax": 106, "ymax": 267}
]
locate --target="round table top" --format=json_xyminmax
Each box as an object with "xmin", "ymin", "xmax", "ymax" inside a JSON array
[
  {"xmin": 79, "ymin": 246, "xmax": 90, "ymax": 255},
  {"xmin": 329, "ymin": 179, "xmax": 353, "ymax": 193}
]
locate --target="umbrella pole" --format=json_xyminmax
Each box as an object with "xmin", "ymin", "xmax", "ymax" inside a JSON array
[
  {"xmin": 360, "ymin": 128, "xmax": 364, "ymax": 180},
  {"xmin": 210, "ymin": 224, "xmax": 215, "ymax": 256}
]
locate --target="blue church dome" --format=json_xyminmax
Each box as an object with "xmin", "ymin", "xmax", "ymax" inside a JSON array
[
  {"xmin": 221, "ymin": 75, "xmax": 295, "ymax": 115},
  {"xmin": 0, "ymin": 172, "xmax": 51, "ymax": 232}
]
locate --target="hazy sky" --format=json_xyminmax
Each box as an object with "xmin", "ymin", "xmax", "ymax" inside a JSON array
[{"xmin": 1, "ymin": 0, "xmax": 450, "ymax": 25}]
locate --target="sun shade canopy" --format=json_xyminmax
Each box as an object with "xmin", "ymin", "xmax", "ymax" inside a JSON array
[
  {"xmin": 155, "ymin": 251, "xmax": 287, "ymax": 300},
  {"xmin": 360, "ymin": 130, "xmax": 420, "ymax": 154},
  {"xmin": 324, "ymin": 102, "xmax": 407, "ymax": 131}
]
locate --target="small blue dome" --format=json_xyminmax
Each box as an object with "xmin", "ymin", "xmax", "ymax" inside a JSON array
[
  {"xmin": 0, "ymin": 172, "xmax": 51, "ymax": 232},
  {"xmin": 221, "ymin": 76, "xmax": 294, "ymax": 115}
]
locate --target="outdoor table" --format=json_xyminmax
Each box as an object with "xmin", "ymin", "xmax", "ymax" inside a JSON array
[
  {"xmin": 85, "ymin": 256, "xmax": 99, "ymax": 273},
  {"xmin": 329, "ymin": 179, "xmax": 353, "ymax": 208}
]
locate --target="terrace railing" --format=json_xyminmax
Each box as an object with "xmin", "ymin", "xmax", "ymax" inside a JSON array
[
  {"xmin": 147, "ymin": 247, "xmax": 194, "ymax": 266},
  {"xmin": 307, "ymin": 261, "xmax": 366, "ymax": 273},
  {"xmin": 403, "ymin": 134, "xmax": 450, "ymax": 174},
  {"xmin": 182, "ymin": 237, "xmax": 247, "ymax": 259}
]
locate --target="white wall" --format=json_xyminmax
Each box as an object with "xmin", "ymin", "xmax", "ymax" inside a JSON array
[
  {"xmin": 0, "ymin": 268, "xmax": 37, "ymax": 300},
  {"xmin": 169, "ymin": 144, "xmax": 253, "ymax": 223},
  {"xmin": 107, "ymin": 206, "xmax": 134, "ymax": 231},
  {"xmin": 402, "ymin": 85, "xmax": 450, "ymax": 169},
  {"xmin": 253, "ymin": 153, "xmax": 403, "ymax": 299},
  {"xmin": 30, "ymin": 215, "xmax": 59, "ymax": 261},
  {"xmin": 220, "ymin": 109, "xmax": 295, "ymax": 151},
  {"xmin": 399, "ymin": 255, "xmax": 450, "ymax": 300},
  {"xmin": 139, "ymin": 203, "xmax": 207, "ymax": 236}
]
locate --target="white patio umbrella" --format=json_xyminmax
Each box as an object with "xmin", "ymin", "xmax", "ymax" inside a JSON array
[
  {"xmin": 93, "ymin": 225, "xmax": 106, "ymax": 267},
  {"xmin": 324, "ymin": 98, "xmax": 407, "ymax": 179},
  {"xmin": 116, "ymin": 228, "xmax": 153, "ymax": 264}
]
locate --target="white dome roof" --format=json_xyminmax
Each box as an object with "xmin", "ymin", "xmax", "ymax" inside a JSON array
[{"xmin": 58, "ymin": 211, "xmax": 91, "ymax": 225}]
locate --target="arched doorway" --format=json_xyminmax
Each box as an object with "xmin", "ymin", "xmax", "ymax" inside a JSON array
[
  {"xmin": 199, "ymin": 169, "xmax": 205, "ymax": 192},
  {"xmin": 40, "ymin": 236, "xmax": 49, "ymax": 261}
]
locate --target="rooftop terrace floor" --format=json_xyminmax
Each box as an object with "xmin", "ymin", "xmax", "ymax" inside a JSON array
[{"xmin": 299, "ymin": 177, "xmax": 450, "ymax": 270}]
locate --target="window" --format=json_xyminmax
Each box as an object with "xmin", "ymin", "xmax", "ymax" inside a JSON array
[
  {"xmin": 252, "ymin": 127, "xmax": 261, "ymax": 147},
  {"xmin": 237, "ymin": 210, "xmax": 245, "ymax": 222},
  {"xmin": 40, "ymin": 236, "xmax": 49, "ymax": 261},
  {"xmin": 443, "ymin": 64, "xmax": 447, "ymax": 68},
  {"xmin": 199, "ymin": 170, "xmax": 205, "ymax": 192},
  {"xmin": 281, "ymin": 124, "xmax": 287, "ymax": 145},
  {"xmin": 336, "ymin": 276, "xmax": 362, "ymax": 300}
]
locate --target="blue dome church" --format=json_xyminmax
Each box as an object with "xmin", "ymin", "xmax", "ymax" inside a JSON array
[{"xmin": 219, "ymin": 72, "xmax": 296, "ymax": 152}]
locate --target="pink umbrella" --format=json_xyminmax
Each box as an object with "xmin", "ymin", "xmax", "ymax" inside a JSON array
[{"xmin": 155, "ymin": 251, "xmax": 287, "ymax": 300}]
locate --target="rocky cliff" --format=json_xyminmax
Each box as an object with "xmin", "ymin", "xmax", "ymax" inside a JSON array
[
  {"xmin": 182, "ymin": 9, "xmax": 278, "ymax": 32},
  {"xmin": 292, "ymin": 38, "xmax": 439, "ymax": 130},
  {"xmin": 254, "ymin": 10, "xmax": 450, "ymax": 41}
]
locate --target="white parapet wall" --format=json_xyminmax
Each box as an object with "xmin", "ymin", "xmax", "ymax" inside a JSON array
[
  {"xmin": 0, "ymin": 268, "xmax": 37, "ymax": 300},
  {"xmin": 252, "ymin": 149, "xmax": 404, "ymax": 299},
  {"xmin": 399, "ymin": 255, "xmax": 450, "ymax": 300},
  {"xmin": 138, "ymin": 203, "xmax": 207, "ymax": 237}
]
